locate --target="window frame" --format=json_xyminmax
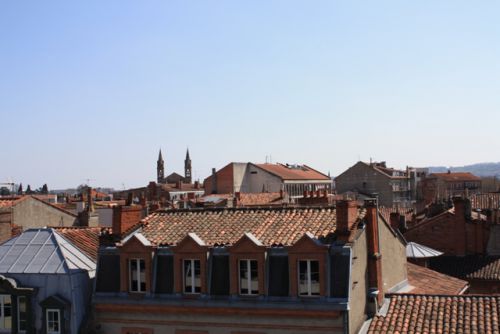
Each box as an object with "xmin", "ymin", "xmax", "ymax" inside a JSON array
[
  {"xmin": 297, "ymin": 259, "xmax": 320, "ymax": 297},
  {"xmin": 129, "ymin": 258, "xmax": 146, "ymax": 293},
  {"xmin": 46, "ymin": 308, "xmax": 61, "ymax": 334},
  {"xmin": 17, "ymin": 295, "xmax": 27, "ymax": 333},
  {"xmin": 183, "ymin": 259, "xmax": 201, "ymax": 294},
  {"xmin": 238, "ymin": 259, "xmax": 259, "ymax": 296}
]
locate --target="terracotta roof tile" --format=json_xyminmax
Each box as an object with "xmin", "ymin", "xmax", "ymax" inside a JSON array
[
  {"xmin": 368, "ymin": 294, "xmax": 500, "ymax": 334},
  {"xmin": 430, "ymin": 172, "xmax": 481, "ymax": 182},
  {"xmin": 138, "ymin": 207, "xmax": 365, "ymax": 247},
  {"xmin": 406, "ymin": 263, "xmax": 468, "ymax": 295},
  {"xmin": 255, "ymin": 163, "xmax": 330, "ymax": 181},
  {"xmin": 53, "ymin": 227, "xmax": 102, "ymax": 261}
]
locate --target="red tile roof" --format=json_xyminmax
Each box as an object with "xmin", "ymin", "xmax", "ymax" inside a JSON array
[
  {"xmin": 406, "ymin": 263, "xmax": 468, "ymax": 295},
  {"xmin": 430, "ymin": 172, "xmax": 481, "ymax": 182},
  {"xmin": 238, "ymin": 192, "xmax": 284, "ymax": 206},
  {"xmin": 255, "ymin": 163, "xmax": 330, "ymax": 181},
  {"xmin": 53, "ymin": 227, "xmax": 102, "ymax": 261},
  {"xmin": 368, "ymin": 294, "xmax": 500, "ymax": 334},
  {"xmin": 471, "ymin": 193, "xmax": 500, "ymax": 210},
  {"xmin": 138, "ymin": 207, "xmax": 365, "ymax": 247},
  {"xmin": 378, "ymin": 206, "xmax": 414, "ymax": 224}
]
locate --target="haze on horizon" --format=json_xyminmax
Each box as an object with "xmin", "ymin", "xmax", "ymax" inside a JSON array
[{"xmin": 1, "ymin": 1, "xmax": 499, "ymax": 190}]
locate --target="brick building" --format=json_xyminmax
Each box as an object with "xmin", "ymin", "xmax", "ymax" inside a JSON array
[
  {"xmin": 91, "ymin": 200, "xmax": 408, "ymax": 334},
  {"xmin": 420, "ymin": 171, "xmax": 482, "ymax": 204},
  {"xmin": 204, "ymin": 162, "xmax": 332, "ymax": 199}
]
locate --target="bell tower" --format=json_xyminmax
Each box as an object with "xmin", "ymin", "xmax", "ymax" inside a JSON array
[
  {"xmin": 157, "ymin": 149, "xmax": 165, "ymax": 184},
  {"xmin": 184, "ymin": 148, "xmax": 192, "ymax": 184}
]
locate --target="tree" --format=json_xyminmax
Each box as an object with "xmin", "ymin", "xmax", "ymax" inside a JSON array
[
  {"xmin": 17, "ymin": 183, "xmax": 23, "ymax": 195},
  {"xmin": 41, "ymin": 184, "xmax": 49, "ymax": 194},
  {"xmin": 26, "ymin": 185, "xmax": 33, "ymax": 195}
]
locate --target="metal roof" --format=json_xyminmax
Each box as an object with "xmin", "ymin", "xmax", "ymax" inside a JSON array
[
  {"xmin": 0, "ymin": 229, "xmax": 96, "ymax": 274},
  {"xmin": 406, "ymin": 242, "xmax": 443, "ymax": 259}
]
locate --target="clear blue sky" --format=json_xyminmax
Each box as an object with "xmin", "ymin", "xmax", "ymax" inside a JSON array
[{"xmin": 1, "ymin": 1, "xmax": 499, "ymax": 190}]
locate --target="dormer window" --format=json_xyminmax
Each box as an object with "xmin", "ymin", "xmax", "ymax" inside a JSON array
[
  {"xmin": 298, "ymin": 260, "xmax": 320, "ymax": 296},
  {"xmin": 183, "ymin": 259, "xmax": 201, "ymax": 294},
  {"xmin": 129, "ymin": 258, "xmax": 146, "ymax": 293},
  {"xmin": 239, "ymin": 259, "xmax": 259, "ymax": 295}
]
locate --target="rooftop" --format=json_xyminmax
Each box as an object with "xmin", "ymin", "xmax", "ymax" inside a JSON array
[
  {"xmin": 136, "ymin": 206, "xmax": 365, "ymax": 247},
  {"xmin": 429, "ymin": 172, "xmax": 481, "ymax": 182},
  {"xmin": 0, "ymin": 229, "xmax": 96, "ymax": 274},
  {"xmin": 52, "ymin": 226, "xmax": 102, "ymax": 261},
  {"xmin": 368, "ymin": 294, "xmax": 500, "ymax": 334},
  {"xmin": 405, "ymin": 263, "xmax": 468, "ymax": 295},
  {"xmin": 255, "ymin": 163, "xmax": 330, "ymax": 181}
]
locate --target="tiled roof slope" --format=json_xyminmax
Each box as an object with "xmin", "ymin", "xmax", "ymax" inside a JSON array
[
  {"xmin": 429, "ymin": 256, "xmax": 500, "ymax": 281},
  {"xmin": 238, "ymin": 192, "xmax": 284, "ymax": 206},
  {"xmin": 139, "ymin": 207, "xmax": 364, "ymax": 247},
  {"xmin": 368, "ymin": 294, "xmax": 500, "ymax": 334},
  {"xmin": 255, "ymin": 163, "xmax": 330, "ymax": 181},
  {"xmin": 471, "ymin": 193, "xmax": 500, "ymax": 210},
  {"xmin": 53, "ymin": 227, "xmax": 102, "ymax": 261},
  {"xmin": 378, "ymin": 206, "xmax": 414, "ymax": 224},
  {"xmin": 406, "ymin": 263, "xmax": 468, "ymax": 295},
  {"xmin": 430, "ymin": 172, "xmax": 481, "ymax": 181}
]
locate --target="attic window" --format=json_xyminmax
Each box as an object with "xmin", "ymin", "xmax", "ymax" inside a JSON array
[
  {"xmin": 298, "ymin": 260, "xmax": 320, "ymax": 297},
  {"xmin": 129, "ymin": 258, "xmax": 146, "ymax": 293},
  {"xmin": 183, "ymin": 259, "xmax": 201, "ymax": 294}
]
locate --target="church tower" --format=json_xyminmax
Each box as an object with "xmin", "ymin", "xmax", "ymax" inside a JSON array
[
  {"xmin": 157, "ymin": 149, "xmax": 165, "ymax": 184},
  {"xmin": 184, "ymin": 148, "xmax": 192, "ymax": 184}
]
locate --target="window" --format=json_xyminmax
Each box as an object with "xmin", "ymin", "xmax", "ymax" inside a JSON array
[
  {"xmin": 239, "ymin": 259, "xmax": 259, "ymax": 295},
  {"xmin": 0, "ymin": 294, "xmax": 11, "ymax": 330},
  {"xmin": 18, "ymin": 296, "xmax": 27, "ymax": 332},
  {"xmin": 129, "ymin": 259, "xmax": 146, "ymax": 292},
  {"xmin": 183, "ymin": 259, "xmax": 201, "ymax": 294},
  {"xmin": 46, "ymin": 309, "xmax": 60, "ymax": 334},
  {"xmin": 298, "ymin": 260, "xmax": 320, "ymax": 296}
]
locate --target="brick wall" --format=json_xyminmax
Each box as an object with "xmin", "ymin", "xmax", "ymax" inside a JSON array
[{"xmin": 113, "ymin": 206, "xmax": 143, "ymax": 235}]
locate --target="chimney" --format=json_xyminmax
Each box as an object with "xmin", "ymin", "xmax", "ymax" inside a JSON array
[
  {"xmin": 303, "ymin": 190, "xmax": 308, "ymax": 198},
  {"xmin": 112, "ymin": 205, "xmax": 143, "ymax": 236},
  {"xmin": 365, "ymin": 199, "xmax": 384, "ymax": 308},
  {"xmin": 389, "ymin": 212, "xmax": 401, "ymax": 230},
  {"xmin": 126, "ymin": 192, "xmax": 133, "ymax": 206},
  {"xmin": 194, "ymin": 181, "xmax": 200, "ymax": 189},
  {"xmin": 176, "ymin": 180, "xmax": 183, "ymax": 189},
  {"xmin": 279, "ymin": 189, "xmax": 284, "ymax": 198},
  {"xmin": 235, "ymin": 192, "xmax": 241, "ymax": 201},
  {"xmin": 452, "ymin": 197, "xmax": 468, "ymax": 256},
  {"xmin": 336, "ymin": 200, "xmax": 358, "ymax": 233},
  {"xmin": 211, "ymin": 168, "xmax": 217, "ymax": 194},
  {"xmin": 87, "ymin": 187, "xmax": 94, "ymax": 213}
]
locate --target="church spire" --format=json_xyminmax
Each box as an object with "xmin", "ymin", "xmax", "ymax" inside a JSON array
[
  {"xmin": 184, "ymin": 148, "xmax": 192, "ymax": 184},
  {"xmin": 157, "ymin": 149, "xmax": 165, "ymax": 184}
]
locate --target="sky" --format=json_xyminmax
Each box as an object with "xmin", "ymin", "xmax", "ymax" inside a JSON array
[{"xmin": 1, "ymin": 1, "xmax": 499, "ymax": 190}]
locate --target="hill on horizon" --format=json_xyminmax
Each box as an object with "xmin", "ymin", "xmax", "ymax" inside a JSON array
[{"xmin": 428, "ymin": 162, "xmax": 500, "ymax": 177}]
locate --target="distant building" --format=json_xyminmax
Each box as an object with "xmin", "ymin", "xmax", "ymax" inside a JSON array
[
  {"xmin": 157, "ymin": 149, "xmax": 193, "ymax": 184},
  {"xmin": 203, "ymin": 162, "xmax": 332, "ymax": 199},
  {"xmin": 420, "ymin": 171, "xmax": 482, "ymax": 204},
  {"xmin": 335, "ymin": 161, "xmax": 418, "ymax": 207}
]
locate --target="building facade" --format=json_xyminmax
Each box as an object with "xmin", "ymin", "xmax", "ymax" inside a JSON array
[
  {"xmin": 335, "ymin": 161, "xmax": 415, "ymax": 208},
  {"xmin": 91, "ymin": 201, "xmax": 407, "ymax": 334}
]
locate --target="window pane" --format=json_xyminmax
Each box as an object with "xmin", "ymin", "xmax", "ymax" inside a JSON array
[
  {"xmin": 139, "ymin": 259, "xmax": 146, "ymax": 291},
  {"xmin": 194, "ymin": 260, "xmax": 201, "ymax": 293},
  {"xmin": 310, "ymin": 261, "xmax": 320, "ymax": 295},
  {"xmin": 184, "ymin": 260, "xmax": 193, "ymax": 293},
  {"xmin": 298, "ymin": 261, "xmax": 308, "ymax": 295},
  {"xmin": 239, "ymin": 260, "xmax": 248, "ymax": 294},
  {"xmin": 250, "ymin": 260, "xmax": 259, "ymax": 294},
  {"xmin": 130, "ymin": 259, "xmax": 138, "ymax": 291},
  {"xmin": 18, "ymin": 296, "xmax": 27, "ymax": 331}
]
